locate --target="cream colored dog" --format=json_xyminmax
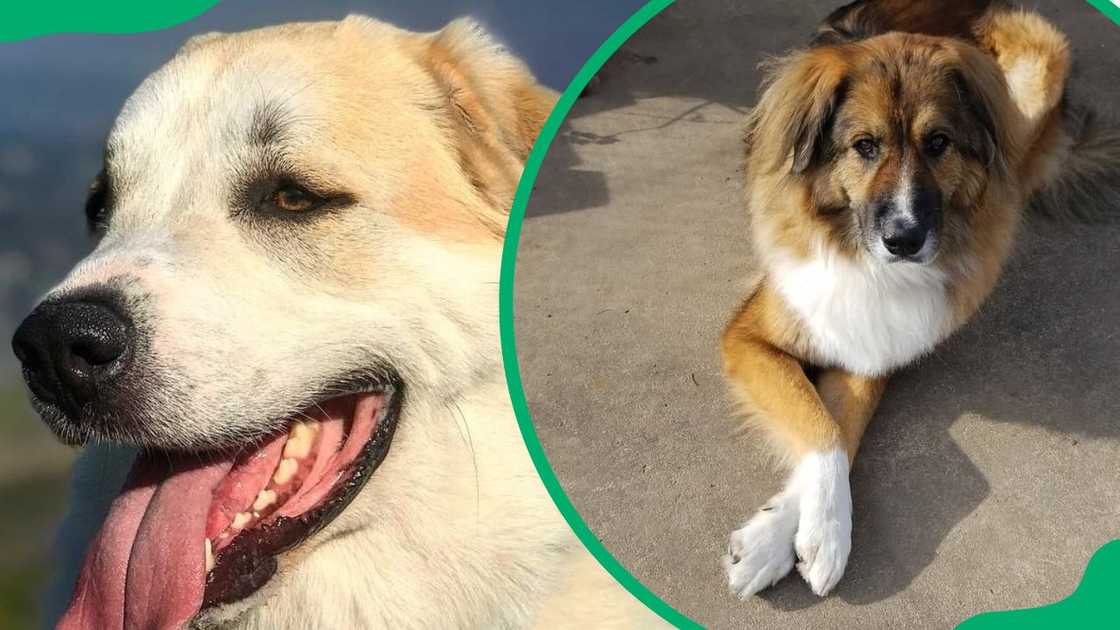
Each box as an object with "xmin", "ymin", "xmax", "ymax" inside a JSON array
[{"xmin": 12, "ymin": 16, "xmax": 660, "ymax": 629}]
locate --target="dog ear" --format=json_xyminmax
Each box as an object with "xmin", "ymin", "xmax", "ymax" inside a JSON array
[
  {"xmin": 418, "ymin": 18, "xmax": 558, "ymax": 210},
  {"xmin": 750, "ymin": 50, "xmax": 849, "ymax": 175},
  {"xmin": 950, "ymin": 45, "xmax": 1023, "ymax": 176}
]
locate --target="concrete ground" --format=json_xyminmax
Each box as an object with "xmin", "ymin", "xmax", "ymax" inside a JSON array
[{"xmin": 513, "ymin": 1, "xmax": 1120, "ymax": 628}]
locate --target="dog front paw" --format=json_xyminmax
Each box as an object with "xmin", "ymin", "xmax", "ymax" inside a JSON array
[
  {"xmin": 792, "ymin": 449, "xmax": 852, "ymax": 596},
  {"xmin": 722, "ymin": 492, "xmax": 798, "ymax": 599}
]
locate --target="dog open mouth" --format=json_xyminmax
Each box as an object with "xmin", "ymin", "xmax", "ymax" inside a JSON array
[{"xmin": 58, "ymin": 383, "xmax": 402, "ymax": 630}]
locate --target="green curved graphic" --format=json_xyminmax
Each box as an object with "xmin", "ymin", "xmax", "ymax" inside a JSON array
[
  {"xmin": 0, "ymin": 0, "xmax": 219, "ymax": 42},
  {"xmin": 956, "ymin": 541, "xmax": 1120, "ymax": 629},
  {"xmin": 497, "ymin": 0, "xmax": 1120, "ymax": 629},
  {"xmin": 497, "ymin": 0, "xmax": 698, "ymax": 628}
]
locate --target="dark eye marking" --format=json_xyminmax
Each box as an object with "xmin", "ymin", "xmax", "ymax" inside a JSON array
[
  {"xmin": 924, "ymin": 132, "xmax": 951, "ymax": 157},
  {"xmin": 853, "ymin": 137, "xmax": 879, "ymax": 160},
  {"xmin": 84, "ymin": 169, "xmax": 112, "ymax": 236},
  {"xmin": 234, "ymin": 171, "xmax": 355, "ymax": 223}
]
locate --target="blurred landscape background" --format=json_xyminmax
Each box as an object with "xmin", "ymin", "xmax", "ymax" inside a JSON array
[{"xmin": 0, "ymin": 1, "xmax": 642, "ymax": 627}]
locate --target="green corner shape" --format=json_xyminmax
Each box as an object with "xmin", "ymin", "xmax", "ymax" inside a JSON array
[
  {"xmin": 0, "ymin": 0, "xmax": 219, "ymax": 42},
  {"xmin": 500, "ymin": 0, "xmax": 1120, "ymax": 628},
  {"xmin": 956, "ymin": 540, "xmax": 1120, "ymax": 629}
]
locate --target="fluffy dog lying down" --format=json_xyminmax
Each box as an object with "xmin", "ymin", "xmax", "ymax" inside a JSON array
[
  {"xmin": 721, "ymin": 0, "xmax": 1119, "ymax": 598},
  {"xmin": 11, "ymin": 17, "xmax": 662, "ymax": 629}
]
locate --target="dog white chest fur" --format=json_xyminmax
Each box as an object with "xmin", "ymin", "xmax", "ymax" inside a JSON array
[{"xmin": 770, "ymin": 245, "xmax": 951, "ymax": 376}]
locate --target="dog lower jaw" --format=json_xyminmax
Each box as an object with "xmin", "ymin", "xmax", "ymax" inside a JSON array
[
  {"xmin": 202, "ymin": 386, "xmax": 402, "ymax": 610},
  {"xmin": 55, "ymin": 385, "xmax": 402, "ymax": 630}
]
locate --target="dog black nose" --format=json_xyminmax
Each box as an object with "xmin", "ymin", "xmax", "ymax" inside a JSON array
[
  {"xmin": 881, "ymin": 220, "xmax": 927, "ymax": 258},
  {"xmin": 11, "ymin": 299, "xmax": 130, "ymax": 418}
]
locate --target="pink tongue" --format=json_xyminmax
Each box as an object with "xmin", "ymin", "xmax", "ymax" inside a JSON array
[{"xmin": 58, "ymin": 453, "xmax": 234, "ymax": 630}]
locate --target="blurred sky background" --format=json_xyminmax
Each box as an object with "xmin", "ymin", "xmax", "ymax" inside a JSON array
[{"xmin": 0, "ymin": 2, "xmax": 644, "ymax": 627}]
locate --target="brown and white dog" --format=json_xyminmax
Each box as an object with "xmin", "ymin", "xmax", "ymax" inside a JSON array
[
  {"xmin": 11, "ymin": 16, "xmax": 661, "ymax": 629},
  {"xmin": 721, "ymin": 0, "xmax": 1119, "ymax": 598}
]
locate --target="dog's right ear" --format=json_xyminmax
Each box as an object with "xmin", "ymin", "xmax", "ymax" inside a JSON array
[
  {"xmin": 749, "ymin": 49, "xmax": 849, "ymax": 175},
  {"xmin": 414, "ymin": 18, "xmax": 559, "ymax": 214}
]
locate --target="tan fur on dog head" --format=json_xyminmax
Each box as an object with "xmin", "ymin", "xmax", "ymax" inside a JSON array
[
  {"xmin": 175, "ymin": 16, "xmax": 555, "ymax": 244},
  {"xmin": 746, "ymin": 33, "xmax": 1026, "ymax": 267},
  {"xmin": 42, "ymin": 17, "xmax": 591, "ymax": 630}
]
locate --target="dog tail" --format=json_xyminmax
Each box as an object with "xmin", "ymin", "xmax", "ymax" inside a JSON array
[{"xmin": 1028, "ymin": 102, "xmax": 1120, "ymax": 223}]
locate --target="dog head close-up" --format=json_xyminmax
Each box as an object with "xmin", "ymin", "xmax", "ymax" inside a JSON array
[
  {"xmin": 10, "ymin": 16, "xmax": 557, "ymax": 629},
  {"xmin": 746, "ymin": 32, "xmax": 1026, "ymax": 267}
]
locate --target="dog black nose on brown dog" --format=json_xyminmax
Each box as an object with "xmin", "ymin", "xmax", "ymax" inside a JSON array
[
  {"xmin": 881, "ymin": 218, "xmax": 928, "ymax": 257},
  {"xmin": 11, "ymin": 296, "xmax": 131, "ymax": 421},
  {"xmin": 876, "ymin": 184, "xmax": 941, "ymax": 259}
]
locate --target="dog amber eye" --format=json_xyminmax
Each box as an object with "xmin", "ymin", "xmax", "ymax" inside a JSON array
[
  {"xmin": 853, "ymin": 139, "xmax": 878, "ymax": 160},
  {"xmin": 926, "ymin": 133, "xmax": 951, "ymax": 157},
  {"xmin": 273, "ymin": 185, "xmax": 317, "ymax": 212}
]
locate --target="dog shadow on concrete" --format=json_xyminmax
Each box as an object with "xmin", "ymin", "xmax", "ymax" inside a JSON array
[{"xmin": 759, "ymin": 221, "xmax": 1120, "ymax": 610}]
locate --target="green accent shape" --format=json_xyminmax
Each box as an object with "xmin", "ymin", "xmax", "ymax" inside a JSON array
[
  {"xmin": 956, "ymin": 541, "xmax": 1120, "ymax": 629},
  {"xmin": 499, "ymin": 0, "xmax": 1120, "ymax": 628},
  {"xmin": 1085, "ymin": 0, "xmax": 1120, "ymax": 27},
  {"xmin": 0, "ymin": 0, "xmax": 219, "ymax": 42},
  {"xmin": 498, "ymin": 1, "xmax": 700, "ymax": 628}
]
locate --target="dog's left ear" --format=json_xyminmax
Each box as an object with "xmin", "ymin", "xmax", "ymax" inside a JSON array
[
  {"xmin": 949, "ymin": 45, "xmax": 1025, "ymax": 177},
  {"xmin": 419, "ymin": 18, "xmax": 558, "ymax": 210},
  {"xmin": 750, "ymin": 49, "xmax": 849, "ymax": 175}
]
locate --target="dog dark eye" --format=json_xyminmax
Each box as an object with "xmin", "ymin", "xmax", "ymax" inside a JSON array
[
  {"xmin": 926, "ymin": 133, "xmax": 951, "ymax": 157},
  {"xmin": 853, "ymin": 139, "xmax": 878, "ymax": 160},
  {"xmin": 270, "ymin": 183, "xmax": 322, "ymax": 213},
  {"xmin": 84, "ymin": 172, "xmax": 111, "ymax": 234},
  {"xmin": 237, "ymin": 173, "xmax": 354, "ymax": 221}
]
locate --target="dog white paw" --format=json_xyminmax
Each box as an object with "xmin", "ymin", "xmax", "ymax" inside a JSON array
[
  {"xmin": 724, "ymin": 449, "xmax": 853, "ymax": 599},
  {"xmin": 792, "ymin": 449, "xmax": 852, "ymax": 596},
  {"xmin": 723, "ymin": 492, "xmax": 798, "ymax": 599}
]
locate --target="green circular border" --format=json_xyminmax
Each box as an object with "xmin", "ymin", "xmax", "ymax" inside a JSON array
[
  {"xmin": 496, "ymin": 0, "xmax": 698, "ymax": 627},
  {"xmin": 499, "ymin": 1, "xmax": 1120, "ymax": 628}
]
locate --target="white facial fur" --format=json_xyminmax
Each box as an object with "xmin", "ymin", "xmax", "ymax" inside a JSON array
[
  {"xmin": 44, "ymin": 19, "xmax": 502, "ymax": 449},
  {"xmin": 39, "ymin": 17, "xmax": 657, "ymax": 630}
]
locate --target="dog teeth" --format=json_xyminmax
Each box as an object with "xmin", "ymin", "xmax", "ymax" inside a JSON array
[
  {"xmin": 283, "ymin": 423, "xmax": 316, "ymax": 459},
  {"xmin": 252, "ymin": 489, "xmax": 277, "ymax": 512},
  {"xmin": 273, "ymin": 458, "xmax": 298, "ymax": 485},
  {"xmin": 231, "ymin": 511, "xmax": 252, "ymax": 531},
  {"xmin": 205, "ymin": 538, "xmax": 215, "ymax": 573}
]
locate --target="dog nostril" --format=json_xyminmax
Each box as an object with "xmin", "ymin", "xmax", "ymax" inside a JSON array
[
  {"xmin": 57, "ymin": 303, "xmax": 130, "ymax": 402},
  {"xmin": 69, "ymin": 325, "xmax": 128, "ymax": 368}
]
